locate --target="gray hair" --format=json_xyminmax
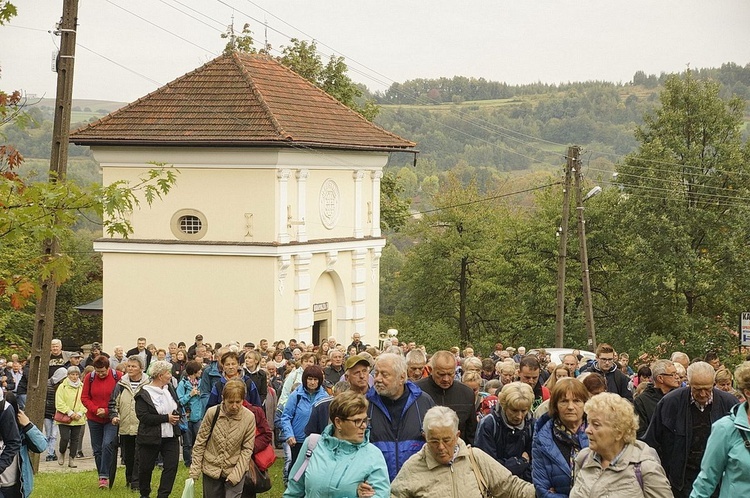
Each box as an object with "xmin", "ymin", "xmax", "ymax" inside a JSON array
[
  {"xmin": 383, "ymin": 346, "xmax": 403, "ymax": 355},
  {"xmin": 687, "ymin": 361, "xmax": 715, "ymax": 383},
  {"xmin": 67, "ymin": 366, "xmax": 80, "ymax": 375},
  {"xmin": 650, "ymin": 359, "xmax": 673, "ymax": 379},
  {"xmin": 375, "ymin": 353, "xmax": 407, "ymax": 380},
  {"xmin": 671, "ymin": 351, "xmax": 689, "ymax": 363},
  {"xmin": 405, "ymin": 349, "xmax": 427, "ymax": 364},
  {"xmin": 463, "ymin": 357, "xmax": 483, "ymax": 371},
  {"xmin": 148, "ymin": 360, "xmax": 172, "ymax": 378},
  {"xmin": 127, "ymin": 355, "xmax": 144, "ymax": 370},
  {"xmin": 51, "ymin": 339, "xmax": 62, "ymax": 346},
  {"xmin": 423, "ymin": 406, "xmax": 459, "ymax": 434}
]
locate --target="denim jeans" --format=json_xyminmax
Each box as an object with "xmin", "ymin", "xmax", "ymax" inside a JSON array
[
  {"xmin": 87, "ymin": 420, "xmax": 118, "ymax": 478},
  {"xmin": 43, "ymin": 418, "xmax": 58, "ymax": 457},
  {"xmin": 181, "ymin": 420, "xmax": 201, "ymax": 466}
]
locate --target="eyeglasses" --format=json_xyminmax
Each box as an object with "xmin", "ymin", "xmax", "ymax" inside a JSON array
[
  {"xmin": 427, "ymin": 436, "xmax": 456, "ymax": 448},
  {"xmin": 659, "ymin": 372, "xmax": 680, "ymax": 378},
  {"xmin": 345, "ymin": 417, "xmax": 370, "ymax": 428},
  {"xmin": 598, "ymin": 357, "xmax": 615, "ymax": 363}
]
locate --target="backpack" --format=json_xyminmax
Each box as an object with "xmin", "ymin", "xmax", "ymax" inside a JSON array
[{"xmin": 292, "ymin": 433, "xmax": 321, "ymax": 482}]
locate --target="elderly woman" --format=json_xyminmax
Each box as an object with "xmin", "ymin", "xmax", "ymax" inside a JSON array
[
  {"xmin": 391, "ymin": 405, "xmax": 534, "ymax": 497},
  {"xmin": 284, "ymin": 391, "xmax": 389, "ymax": 497},
  {"xmin": 570, "ymin": 393, "xmax": 672, "ymax": 498},
  {"xmin": 690, "ymin": 361, "xmax": 750, "ymax": 497},
  {"xmin": 135, "ymin": 360, "xmax": 182, "ymax": 498},
  {"xmin": 497, "ymin": 361, "xmax": 517, "ymax": 386},
  {"xmin": 532, "ymin": 378, "xmax": 591, "ymax": 498},
  {"xmin": 189, "ymin": 379, "xmax": 255, "ymax": 498},
  {"xmin": 54, "ymin": 366, "xmax": 86, "ymax": 468},
  {"xmin": 474, "ymin": 382, "xmax": 535, "ymax": 482}
]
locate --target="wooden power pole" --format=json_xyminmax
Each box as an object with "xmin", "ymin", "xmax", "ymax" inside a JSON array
[
  {"xmin": 554, "ymin": 149, "xmax": 574, "ymax": 348},
  {"xmin": 574, "ymin": 148, "xmax": 597, "ymax": 350},
  {"xmin": 25, "ymin": 0, "xmax": 79, "ymax": 440}
]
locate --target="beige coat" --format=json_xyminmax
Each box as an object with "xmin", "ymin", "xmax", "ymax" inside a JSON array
[
  {"xmin": 570, "ymin": 441, "xmax": 673, "ymax": 498},
  {"xmin": 189, "ymin": 404, "xmax": 256, "ymax": 486},
  {"xmin": 391, "ymin": 438, "xmax": 534, "ymax": 498}
]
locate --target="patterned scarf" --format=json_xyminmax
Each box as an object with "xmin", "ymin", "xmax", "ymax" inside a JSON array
[{"xmin": 552, "ymin": 417, "xmax": 585, "ymax": 471}]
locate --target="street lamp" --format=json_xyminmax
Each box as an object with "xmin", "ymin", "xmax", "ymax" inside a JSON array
[{"xmin": 577, "ymin": 178, "xmax": 601, "ymax": 350}]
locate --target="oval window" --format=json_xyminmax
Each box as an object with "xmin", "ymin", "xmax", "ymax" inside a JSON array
[{"xmin": 170, "ymin": 209, "xmax": 207, "ymax": 240}]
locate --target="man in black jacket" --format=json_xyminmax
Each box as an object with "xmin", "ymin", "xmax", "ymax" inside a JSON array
[
  {"xmin": 416, "ymin": 350, "xmax": 477, "ymax": 444},
  {"xmin": 634, "ymin": 359, "xmax": 680, "ymax": 439},
  {"xmin": 126, "ymin": 337, "xmax": 152, "ymax": 372},
  {"xmin": 580, "ymin": 343, "xmax": 633, "ymax": 401},
  {"xmin": 643, "ymin": 361, "xmax": 738, "ymax": 498}
]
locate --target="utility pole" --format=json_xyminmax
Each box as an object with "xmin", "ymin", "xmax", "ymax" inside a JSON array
[
  {"xmin": 574, "ymin": 149, "xmax": 597, "ymax": 350},
  {"xmin": 554, "ymin": 149, "xmax": 574, "ymax": 348},
  {"xmin": 26, "ymin": 0, "xmax": 79, "ymax": 447}
]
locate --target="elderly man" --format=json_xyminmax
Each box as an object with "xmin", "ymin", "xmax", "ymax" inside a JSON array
[
  {"xmin": 324, "ymin": 349, "xmax": 346, "ymax": 385},
  {"xmin": 416, "ymin": 350, "xmax": 477, "ymax": 445},
  {"xmin": 644, "ymin": 361, "xmax": 738, "ymax": 498},
  {"xmin": 634, "ymin": 359, "xmax": 680, "ymax": 439},
  {"xmin": 405, "ymin": 349, "xmax": 428, "ymax": 383},
  {"xmin": 348, "ymin": 333, "xmax": 367, "ymax": 354},
  {"xmin": 109, "ymin": 346, "xmax": 126, "ymax": 370},
  {"xmin": 49, "ymin": 339, "xmax": 71, "ymax": 378},
  {"xmin": 391, "ymin": 406, "xmax": 534, "ymax": 498},
  {"xmin": 561, "ymin": 353, "xmax": 580, "ymax": 377},
  {"xmin": 367, "ymin": 353, "xmax": 435, "ymax": 481},
  {"xmin": 126, "ymin": 337, "xmax": 152, "ymax": 371}
]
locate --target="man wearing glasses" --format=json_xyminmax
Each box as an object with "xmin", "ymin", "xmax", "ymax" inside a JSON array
[
  {"xmin": 644, "ymin": 361, "xmax": 738, "ymax": 498},
  {"xmin": 580, "ymin": 343, "xmax": 633, "ymax": 401},
  {"xmin": 633, "ymin": 359, "xmax": 680, "ymax": 438}
]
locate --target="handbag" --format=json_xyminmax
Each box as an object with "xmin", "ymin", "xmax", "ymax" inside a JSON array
[
  {"xmin": 252, "ymin": 442, "xmax": 276, "ymax": 472},
  {"xmin": 54, "ymin": 411, "xmax": 72, "ymax": 424},
  {"xmin": 243, "ymin": 459, "xmax": 272, "ymax": 495}
]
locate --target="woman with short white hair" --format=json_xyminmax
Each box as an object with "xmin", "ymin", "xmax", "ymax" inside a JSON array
[{"xmin": 391, "ymin": 406, "xmax": 534, "ymax": 497}]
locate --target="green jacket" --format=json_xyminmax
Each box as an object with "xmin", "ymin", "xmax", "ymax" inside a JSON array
[{"xmin": 109, "ymin": 374, "xmax": 150, "ymax": 435}]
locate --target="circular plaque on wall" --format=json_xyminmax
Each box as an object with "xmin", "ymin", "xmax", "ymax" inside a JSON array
[{"xmin": 319, "ymin": 178, "xmax": 340, "ymax": 229}]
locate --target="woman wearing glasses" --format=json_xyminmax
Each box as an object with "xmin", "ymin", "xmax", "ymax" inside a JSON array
[{"xmin": 284, "ymin": 391, "xmax": 389, "ymax": 497}]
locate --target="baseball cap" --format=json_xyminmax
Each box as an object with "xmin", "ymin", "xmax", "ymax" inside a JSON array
[
  {"xmin": 345, "ymin": 354, "xmax": 370, "ymax": 371},
  {"xmin": 69, "ymin": 352, "xmax": 82, "ymax": 358}
]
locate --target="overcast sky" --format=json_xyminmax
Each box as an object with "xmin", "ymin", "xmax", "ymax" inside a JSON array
[{"xmin": 2, "ymin": 0, "xmax": 750, "ymax": 103}]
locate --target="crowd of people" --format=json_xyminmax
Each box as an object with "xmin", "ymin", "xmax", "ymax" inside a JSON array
[{"xmin": 0, "ymin": 334, "xmax": 749, "ymax": 498}]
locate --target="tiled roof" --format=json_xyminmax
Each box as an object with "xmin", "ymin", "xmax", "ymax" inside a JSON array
[{"xmin": 70, "ymin": 52, "xmax": 415, "ymax": 151}]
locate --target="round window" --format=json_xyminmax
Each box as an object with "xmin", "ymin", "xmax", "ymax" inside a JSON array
[{"xmin": 170, "ymin": 209, "xmax": 207, "ymax": 240}]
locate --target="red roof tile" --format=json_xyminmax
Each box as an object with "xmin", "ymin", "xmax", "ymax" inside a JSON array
[{"xmin": 70, "ymin": 52, "xmax": 415, "ymax": 151}]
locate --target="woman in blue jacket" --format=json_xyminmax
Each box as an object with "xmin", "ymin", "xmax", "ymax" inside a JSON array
[
  {"xmin": 532, "ymin": 378, "xmax": 590, "ymax": 498},
  {"xmin": 690, "ymin": 361, "xmax": 750, "ymax": 498},
  {"xmin": 284, "ymin": 391, "xmax": 389, "ymax": 497},
  {"xmin": 280, "ymin": 365, "xmax": 328, "ymax": 470}
]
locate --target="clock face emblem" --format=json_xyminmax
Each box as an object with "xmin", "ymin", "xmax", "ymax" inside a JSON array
[{"xmin": 319, "ymin": 179, "xmax": 340, "ymax": 229}]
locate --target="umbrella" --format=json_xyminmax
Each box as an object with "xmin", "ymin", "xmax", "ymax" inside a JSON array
[{"xmin": 108, "ymin": 435, "xmax": 120, "ymax": 489}]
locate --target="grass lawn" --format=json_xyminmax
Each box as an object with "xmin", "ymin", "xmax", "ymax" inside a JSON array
[{"xmin": 35, "ymin": 460, "xmax": 286, "ymax": 497}]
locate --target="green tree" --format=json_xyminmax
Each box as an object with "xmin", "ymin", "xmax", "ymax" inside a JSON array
[
  {"xmin": 380, "ymin": 172, "xmax": 410, "ymax": 232},
  {"xmin": 222, "ymin": 22, "xmax": 256, "ymax": 55},
  {"xmin": 604, "ymin": 71, "xmax": 750, "ymax": 358}
]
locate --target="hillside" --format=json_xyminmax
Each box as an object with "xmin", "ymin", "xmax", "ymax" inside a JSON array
[{"xmin": 5, "ymin": 64, "xmax": 749, "ymax": 204}]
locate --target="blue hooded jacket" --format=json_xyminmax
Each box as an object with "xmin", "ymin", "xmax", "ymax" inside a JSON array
[
  {"xmin": 532, "ymin": 413, "xmax": 589, "ymax": 498},
  {"xmin": 280, "ymin": 384, "xmax": 329, "ymax": 442},
  {"xmin": 366, "ymin": 381, "xmax": 435, "ymax": 481}
]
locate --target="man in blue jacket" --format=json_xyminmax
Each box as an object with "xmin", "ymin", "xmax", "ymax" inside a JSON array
[
  {"xmin": 643, "ymin": 361, "xmax": 738, "ymax": 498},
  {"xmin": 366, "ymin": 352, "xmax": 435, "ymax": 481}
]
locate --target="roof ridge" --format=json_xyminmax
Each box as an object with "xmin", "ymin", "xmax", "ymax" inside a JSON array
[{"xmin": 232, "ymin": 52, "xmax": 291, "ymax": 140}]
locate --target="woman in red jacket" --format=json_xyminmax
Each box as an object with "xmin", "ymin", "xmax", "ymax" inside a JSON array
[{"xmin": 80, "ymin": 355, "xmax": 121, "ymax": 489}]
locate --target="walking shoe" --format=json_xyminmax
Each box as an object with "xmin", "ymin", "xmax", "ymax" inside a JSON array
[
  {"xmin": 77, "ymin": 451, "xmax": 84, "ymax": 458},
  {"xmin": 68, "ymin": 458, "xmax": 77, "ymax": 468},
  {"xmin": 58, "ymin": 453, "xmax": 65, "ymax": 466},
  {"xmin": 45, "ymin": 455, "xmax": 54, "ymax": 462},
  {"xmin": 98, "ymin": 478, "xmax": 108, "ymax": 489}
]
